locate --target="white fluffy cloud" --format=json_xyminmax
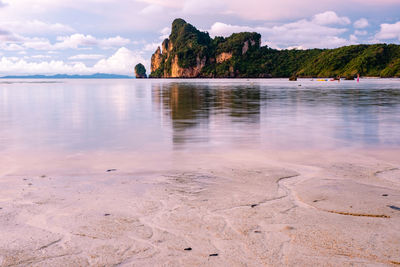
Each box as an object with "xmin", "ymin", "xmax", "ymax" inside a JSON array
[
  {"xmin": 0, "ymin": 57, "xmax": 90, "ymax": 75},
  {"xmin": 54, "ymin": 34, "xmax": 131, "ymax": 50},
  {"xmin": 312, "ymin": 11, "xmax": 351, "ymax": 25},
  {"xmin": 353, "ymin": 18, "xmax": 369, "ymax": 29},
  {"xmin": 31, "ymin": 54, "xmax": 51, "ymax": 59},
  {"xmin": 0, "ymin": 20, "xmax": 74, "ymax": 35},
  {"xmin": 208, "ymin": 23, "xmax": 255, "ymax": 37},
  {"xmin": 55, "ymin": 34, "xmax": 97, "ymax": 49},
  {"xmin": 68, "ymin": 54, "xmax": 105, "ymax": 60},
  {"xmin": 92, "ymin": 47, "xmax": 147, "ymax": 74},
  {"xmin": 0, "ymin": 33, "xmax": 131, "ymax": 51},
  {"xmin": 0, "ymin": 47, "xmax": 147, "ymax": 75},
  {"xmin": 208, "ymin": 12, "xmax": 350, "ymax": 49},
  {"xmin": 23, "ymin": 37, "xmax": 53, "ymax": 50},
  {"xmin": 376, "ymin": 21, "xmax": 400, "ymax": 41},
  {"xmin": 159, "ymin": 27, "xmax": 170, "ymax": 40},
  {"xmin": 55, "ymin": 34, "xmax": 130, "ymax": 50},
  {"xmin": 144, "ymin": 42, "xmax": 160, "ymax": 52}
]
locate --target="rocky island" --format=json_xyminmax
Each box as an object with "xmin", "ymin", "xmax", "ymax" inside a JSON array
[
  {"xmin": 150, "ymin": 19, "xmax": 400, "ymax": 78},
  {"xmin": 134, "ymin": 63, "xmax": 147, "ymax": 78}
]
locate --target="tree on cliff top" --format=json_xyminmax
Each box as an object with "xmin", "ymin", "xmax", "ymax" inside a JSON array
[{"xmin": 135, "ymin": 63, "xmax": 147, "ymax": 78}]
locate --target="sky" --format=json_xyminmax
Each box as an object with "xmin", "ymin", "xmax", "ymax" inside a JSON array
[{"xmin": 0, "ymin": 0, "xmax": 399, "ymax": 76}]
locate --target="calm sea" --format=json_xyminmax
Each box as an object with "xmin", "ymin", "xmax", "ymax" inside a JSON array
[{"xmin": 1, "ymin": 79, "xmax": 400, "ymax": 154}]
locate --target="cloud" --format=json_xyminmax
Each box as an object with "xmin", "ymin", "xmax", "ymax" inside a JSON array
[
  {"xmin": 208, "ymin": 12, "xmax": 350, "ymax": 49},
  {"xmin": 54, "ymin": 34, "xmax": 130, "ymax": 49},
  {"xmin": 159, "ymin": 27, "xmax": 170, "ymax": 40},
  {"xmin": 353, "ymin": 18, "xmax": 369, "ymax": 29},
  {"xmin": 0, "ymin": 57, "xmax": 90, "ymax": 75},
  {"xmin": 99, "ymin": 36, "xmax": 131, "ymax": 48},
  {"xmin": 23, "ymin": 37, "xmax": 53, "ymax": 50},
  {"xmin": 0, "ymin": 20, "xmax": 74, "ymax": 35},
  {"xmin": 312, "ymin": 11, "xmax": 351, "ymax": 25},
  {"xmin": 31, "ymin": 54, "xmax": 51, "ymax": 59},
  {"xmin": 68, "ymin": 54, "xmax": 105, "ymax": 60},
  {"xmin": 0, "ymin": 0, "xmax": 7, "ymax": 7},
  {"xmin": 0, "ymin": 47, "xmax": 147, "ymax": 75},
  {"xmin": 0, "ymin": 28, "xmax": 21, "ymax": 42},
  {"xmin": 376, "ymin": 21, "xmax": 400, "ymax": 41},
  {"xmin": 92, "ymin": 47, "xmax": 147, "ymax": 74},
  {"xmin": 209, "ymin": 22, "xmax": 255, "ymax": 37},
  {"xmin": 55, "ymin": 34, "xmax": 98, "ymax": 49},
  {"xmin": 144, "ymin": 42, "xmax": 160, "ymax": 52},
  {"xmin": 0, "ymin": 33, "xmax": 132, "ymax": 51},
  {"xmin": 0, "ymin": 44, "xmax": 24, "ymax": 51}
]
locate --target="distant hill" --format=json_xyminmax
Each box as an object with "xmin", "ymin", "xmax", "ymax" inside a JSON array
[
  {"xmin": 150, "ymin": 18, "xmax": 400, "ymax": 78},
  {"xmin": 0, "ymin": 73, "xmax": 133, "ymax": 79}
]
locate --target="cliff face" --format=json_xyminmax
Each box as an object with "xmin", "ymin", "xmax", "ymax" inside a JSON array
[
  {"xmin": 150, "ymin": 19, "xmax": 400, "ymax": 78},
  {"xmin": 150, "ymin": 47, "xmax": 163, "ymax": 73},
  {"xmin": 150, "ymin": 19, "xmax": 261, "ymax": 78}
]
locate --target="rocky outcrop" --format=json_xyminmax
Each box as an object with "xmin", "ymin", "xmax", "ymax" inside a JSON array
[
  {"xmin": 242, "ymin": 41, "xmax": 249, "ymax": 55},
  {"xmin": 162, "ymin": 39, "xmax": 168, "ymax": 55},
  {"xmin": 150, "ymin": 47, "xmax": 163, "ymax": 73},
  {"xmin": 164, "ymin": 54, "xmax": 207, "ymax": 78},
  {"xmin": 216, "ymin": 52, "xmax": 232, "ymax": 64},
  {"xmin": 134, "ymin": 63, "xmax": 147, "ymax": 78}
]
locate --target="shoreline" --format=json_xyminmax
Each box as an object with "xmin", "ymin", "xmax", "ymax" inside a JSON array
[{"xmin": 0, "ymin": 148, "xmax": 399, "ymax": 266}]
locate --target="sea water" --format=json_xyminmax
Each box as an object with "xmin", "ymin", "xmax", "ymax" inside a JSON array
[{"xmin": 1, "ymin": 78, "xmax": 400, "ymax": 156}]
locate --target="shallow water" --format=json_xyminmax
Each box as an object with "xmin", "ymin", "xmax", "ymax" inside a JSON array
[{"xmin": 1, "ymin": 78, "xmax": 400, "ymax": 154}]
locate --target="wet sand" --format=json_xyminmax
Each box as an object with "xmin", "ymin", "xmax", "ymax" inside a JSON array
[{"xmin": 0, "ymin": 148, "xmax": 399, "ymax": 266}]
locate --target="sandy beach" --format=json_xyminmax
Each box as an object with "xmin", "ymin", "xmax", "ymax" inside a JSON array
[{"xmin": 0, "ymin": 148, "xmax": 399, "ymax": 266}]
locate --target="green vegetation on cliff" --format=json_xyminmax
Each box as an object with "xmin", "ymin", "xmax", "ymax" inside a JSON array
[
  {"xmin": 150, "ymin": 19, "xmax": 400, "ymax": 78},
  {"xmin": 169, "ymin": 18, "xmax": 211, "ymax": 69},
  {"xmin": 298, "ymin": 44, "xmax": 400, "ymax": 77}
]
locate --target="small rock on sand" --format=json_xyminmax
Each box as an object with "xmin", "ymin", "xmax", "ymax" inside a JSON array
[{"xmin": 388, "ymin": 205, "xmax": 400, "ymax": 211}]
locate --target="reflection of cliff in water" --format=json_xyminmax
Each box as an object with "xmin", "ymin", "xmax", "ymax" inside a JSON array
[{"xmin": 152, "ymin": 83, "xmax": 261, "ymax": 147}]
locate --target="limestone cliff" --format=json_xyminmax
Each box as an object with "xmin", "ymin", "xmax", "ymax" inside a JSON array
[
  {"xmin": 150, "ymin": 18, "xmax": 261, "ymax": 78},
  {"xmin": 150, "ymin": 47, "xmax": 162, "ymax": 73}
]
